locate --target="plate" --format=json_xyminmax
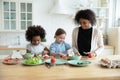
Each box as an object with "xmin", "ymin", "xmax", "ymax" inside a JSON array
[
  {"xmin": 21, "ymin": 61, "xmax": 44, "ymax": 66},
  {"xmin": 67, "ymin": 60, "xmax": 91, "ymax": 67},
  {"xmin": 2, "ymin": 58, "xmax": 19, "ymax": 65},
  {"xmin": 3, "ymin": 61, "xmax": 18, "ymax": 65},
  {"xmin": 45, "ymin": 59, "xmax": 67, "ymax": 65}
]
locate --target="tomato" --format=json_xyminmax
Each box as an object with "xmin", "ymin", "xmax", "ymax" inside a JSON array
[
  {"xmin": 4, "ymin": 59, "xmax": 8, "ymax": 62},
  {"xmin": 4, "ymin": 58, "xmax": 13, "ymax": 62},
  {"xmin": 8, "ymin": 58, "xmax": 13, "ymax": 60},
  {"xmin": 88, "ymin": 53, "xmax": 93, "ymax": 58},
  {"xmin": 51, "ymin": 57, "xmax": 56, "ymax": 63},
  {"xmin": 43, "ymin": 55, "xmax": 49, "ymax": 59}
]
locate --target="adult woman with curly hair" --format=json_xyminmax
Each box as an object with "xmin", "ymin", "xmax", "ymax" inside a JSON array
[
  {"xmin": 25, "ymin": 25, "xmax": 49, "ymax": 56},
  {"xmin": 72, "ymin": 9, "xmax": 104, "ymax": 57}
]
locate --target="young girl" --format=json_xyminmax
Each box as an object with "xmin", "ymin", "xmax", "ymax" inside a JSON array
[
  {"xmin": 25, "ymin": 25, "xmax": 49, "ymax": 57},
  {"xmin": 50, "ymin": 28, "xmax": 79, "ymax": 59}
]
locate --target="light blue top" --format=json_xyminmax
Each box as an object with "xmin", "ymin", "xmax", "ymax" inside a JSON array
[{"xmin": 50, "ymin": 41, "xmax": 71, "ymax": 55}]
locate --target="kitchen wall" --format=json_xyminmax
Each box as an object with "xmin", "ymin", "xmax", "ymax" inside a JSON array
[
  {"xmin": 0, "ymin": 32, "xmax": 26, "ymax": 46},
  {"xmin": 0, "ymin": 0, "xmax": 76, "ymax": 46},
  {"xmin": 33, "ymin": 0, "xmax": 76, "ymax": 45}
]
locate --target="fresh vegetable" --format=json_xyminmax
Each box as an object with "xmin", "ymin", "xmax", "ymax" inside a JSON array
[
  {"xmin": 24, "ymin": 56, "xmax": 42, "ymax": 64},
  {"xmin": 4, "ymin": 59, "xmax": 9, "ymax": 62},
  {"xmin": 4, "ymin": 58, "xmax": 13, "ymax": 62},
  {"xmin": 43, "ymin": 55, "xmax": 49, "ymax": 59},
  {"xmin": 3, "ymin": 58, "xmax": 20, "ymax": 65},
  {"xmin": 8, "ymin": 58, "xmax": 13, "ymax": 60},
  {"xmin": 88, "ymin": 53, "xmax": 94, "ymax": 58},
  {"xmin": 51, "ymin": 57, "xmax": 56, "ymax": 63}
]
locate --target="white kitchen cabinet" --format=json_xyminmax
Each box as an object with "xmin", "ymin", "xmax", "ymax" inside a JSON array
[{"xmin": 0, "ymin": 0, "xmax": 32, "ymax": 32}]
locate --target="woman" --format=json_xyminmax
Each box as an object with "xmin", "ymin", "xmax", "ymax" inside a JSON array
[{"xmin": 72, "ymin": 9, "xmax": 104, "ymax": 57}]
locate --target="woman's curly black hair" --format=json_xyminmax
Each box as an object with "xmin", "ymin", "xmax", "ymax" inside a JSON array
[
  {"xmin": 25, "ymin": 25, "xmax": 46, "ymax": 42},
  {"xmin": 74, "ymin": 9, "xmax": 96, "ymax": 26}
]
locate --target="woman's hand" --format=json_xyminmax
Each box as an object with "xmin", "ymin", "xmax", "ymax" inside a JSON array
[
  {"xmin": 88, "ymin": 52, "xmax": 97, "ymax": 58},
  {"xmin": 83, "ymin": 52, "xmax": 96, "ymax": 58},
  {"xmin": 75, "ymin": 51, "xmax": 80, "ymax": 56}
]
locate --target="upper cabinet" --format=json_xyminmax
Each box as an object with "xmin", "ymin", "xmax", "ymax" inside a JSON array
[
  {"xmin": 0, "ymin": 0, "xmax": 32, "ymax": 32},
  {"xmin": 20, "ymin": 2, "xmax": 32, "ymax": 30}
]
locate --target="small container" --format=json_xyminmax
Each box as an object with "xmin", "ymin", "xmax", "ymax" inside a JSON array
[
  {"xmin": 69, "ymin": 55, "xmax": 81, "ymax": 60},
  {"xmin": 22, "ymin": 53, "xmax": 34, "ymax": 59}
]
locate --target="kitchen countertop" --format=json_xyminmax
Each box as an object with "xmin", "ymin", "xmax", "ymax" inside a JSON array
[
  {"xmin": 0, "ymin": 45, "xmax": 113, "ymax": 50},
  {"xmin": 0, "ymin": 55, "xmax": 120, "ymax": 80}
]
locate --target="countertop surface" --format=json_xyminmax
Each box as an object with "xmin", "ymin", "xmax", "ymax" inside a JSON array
[
  {"xmin": 0, "ymin": 45, "xmax": 113, "ymax": 50},
  {"xmin": 0, "ymin": 55, "xmax": 120, "ymax": 80}
]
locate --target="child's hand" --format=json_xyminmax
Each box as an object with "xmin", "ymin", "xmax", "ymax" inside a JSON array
[
  {"xmin": 75, "ymin": 51, "xmax": 80, "ymax": 56},
  {"xmin": 43, "ymin": 47, "xmax": 50, "ymax": 55},
  {"xmin": 59, "ymin": 54, "xmax": 68, "ymax": 59},
  {"xmin": 42, "ymin": 50, "xmax": 49, "ymax": 55},
  {"xmin": 34, "ymin": 54, "xmax": 39, "ymax": 57}
]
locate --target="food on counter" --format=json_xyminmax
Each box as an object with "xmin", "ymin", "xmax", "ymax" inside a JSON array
[
  {"xmin": 51, "ymin": 57, "xmax": 56, "ymax": 63},
  {"xmin": 3, "ymin": 58, "xmax": 20, "ymax": 65},
  {"xmin": 101, "ymin": 58, "xmax": 110, "ymax": 64},
  {"xmin": 43, "ymin": 55, "xmax": 49, "ymax": 59},
  {"xmin": 88, "ymin": 53, "xmax": 94, "ymax": 58},
  {"xmin": 100, "ymin": 58, "xmax": 120, "ymax": 68},
  {"xmin": 23, "ymin": 56, "xmax": 42, "ymax": 64}
]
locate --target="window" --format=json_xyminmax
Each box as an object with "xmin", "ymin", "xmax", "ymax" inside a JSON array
[
  {"xmin": 1, "ymin": 0, "xmax": 32, "ymax": 31},
  {"xmin": 20, "ymin": 3, "xmax": 32, "ymax": 30},
  {"xmin": 3, "ymin": 2, "xmax": 16, "ymax": 30},
  {"xmin": 109, "ymin": 0, "xmax": 120, "ymax": 27}
]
